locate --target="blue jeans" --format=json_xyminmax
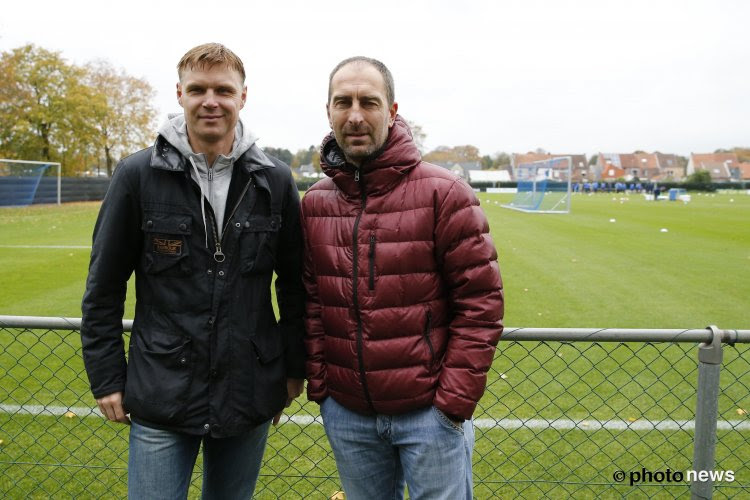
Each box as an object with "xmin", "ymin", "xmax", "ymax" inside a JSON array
[
  {"xmin": 127, "ymin": 420, "xmax": 271, "ymax": 500},
  {"xmin": 320, "ymin": 397, "xmax": 474, "ymax": 500}
]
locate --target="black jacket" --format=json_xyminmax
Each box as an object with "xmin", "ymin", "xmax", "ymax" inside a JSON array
[{"xmin": 81, "ymin": 135, "xmax": 305, "ymax": 437}]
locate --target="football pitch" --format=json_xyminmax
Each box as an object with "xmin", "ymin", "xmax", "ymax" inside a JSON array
[
  {"xmin": 0, "ymin": 191, "xmax": 748, "ymax": 326},
  {"xmin": 1, "ymin": 191, "xmax": 749, "ymax": 498}
]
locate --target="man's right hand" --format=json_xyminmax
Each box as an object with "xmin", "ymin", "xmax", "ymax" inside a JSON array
[{"xmin": 96, "ymin": 391, "xmax": 131, "ymax": 425}]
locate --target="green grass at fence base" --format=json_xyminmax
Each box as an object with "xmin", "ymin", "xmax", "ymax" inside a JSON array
[
  {"xmin": 0, "ymin": 413, "xmax": 338, "ymax": 499},
  {"xmin": 3, "ymin": 412, "xmax": 748, "ymax": 499}
]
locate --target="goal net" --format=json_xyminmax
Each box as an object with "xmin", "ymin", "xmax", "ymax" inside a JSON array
[
  {"xmin": 503, "ymin": 157, "xmax": 572, "ymax": 213},
  {"xmin": 0, "ymin": 159, "xmax": 61, "ymax": 207}
]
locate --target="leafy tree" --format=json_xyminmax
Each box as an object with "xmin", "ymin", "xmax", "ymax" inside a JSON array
[
  {"xmin": 406, "ymin": 120, "xmax": 426, "ymax": 154},
  {"xmin": 588, "ymin": 154, "xmax": 598, "ymax": 166},
  {"xmin": 687, "ymin": 169, "xmax": 712, "ymax": 185},
  {"xmin": 291, "ymin": 146, "xmax": 318, "ymax": 170},
  {"xmin": 0, "ymin": 44, "xmax": 80, "ymax": 166},
  {"xmin": 493, "ymin": 152, "xmax": 511, "ymax": 169},
  {"xmin": 262, "ymin": 147, "xmax": 293, "ymax": 165},
  {"xmin": 0, "ymin": 44, "xmax": 157, "ymax": 176},
  {"xmin": 423, "ymin": 145, "xmax": 480, "ymax": 164},
  {"xmin": 85, "ymin": 61, "xmax": 157, "ymax": 176}
]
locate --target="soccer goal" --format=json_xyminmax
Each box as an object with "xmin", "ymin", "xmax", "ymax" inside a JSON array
[
  {"xmin": 0, "ymin": 159, "xmax": 61, "ymax": 207},
  {"xmin": 503, "ymin": 157, "xmax": 572, "ymax": 213}
]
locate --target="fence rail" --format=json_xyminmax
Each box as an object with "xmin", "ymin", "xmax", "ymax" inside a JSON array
[{"xmin": 1, "ymin": 316, "xmax": 748, "ymax": 499}]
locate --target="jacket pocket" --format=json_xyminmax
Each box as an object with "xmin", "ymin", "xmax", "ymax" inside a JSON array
[
  {"xmin": 123, "ymin": 332, "xmax": 192, "ymax": 424},
  {"xmin": 141, "ymin": 211, "xmax": 192, "ymax": 277},
  {"xmin": 239, "ymin": 214, "xmax": 281, "ymax": 274},
  {"xmin": 422, "ymin": 308, "xmax": 436, "ymax": 371},
  {"xmin": 231, "ymin": 328, "xmax": 286, "ymax": 422}
]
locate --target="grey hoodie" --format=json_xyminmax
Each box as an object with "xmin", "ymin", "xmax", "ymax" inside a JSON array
[{"xmin": 158, "ymin": 113, "xmax": 261, "ymax": 242}]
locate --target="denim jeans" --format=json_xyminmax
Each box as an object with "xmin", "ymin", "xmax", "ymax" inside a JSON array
[
  {"xmin": 127, "ymin": 420, "xmax": 271, "ymax": 500},
  {"xmin": 320, "ymin": 397, "xmax": 474, "ymax": 500}
]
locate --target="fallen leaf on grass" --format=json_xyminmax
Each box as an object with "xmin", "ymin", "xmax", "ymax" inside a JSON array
[
  {"xmin": 500, "ymin": 373, "xmax": 508, "ymax": 379},
  {"xmin": 330, "ymin": 492, "xmax": 346, "ymax": 500},
  {"xmin": 737, "ymin": 408, "xmax": 747, "ymax": 416},
  {"xmin": 64, "ymin": 411, "xmax": 76, "ymax": 419},
  {"xmin": 627, "ymin": 417, "xmax": 637, "ymax": 422}
]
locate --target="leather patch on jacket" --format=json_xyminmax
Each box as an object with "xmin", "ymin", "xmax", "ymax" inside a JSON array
[{"xmin": 153, "ymin": 238, "xmax": 183, "ymax": 255}]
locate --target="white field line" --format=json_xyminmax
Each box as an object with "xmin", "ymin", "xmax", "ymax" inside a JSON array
[
  {"xmin": 0, "ymin": 245, "xmax": 90, "ymax": 249},
  {"xmin": 2, "ymin": 404, "xmax": 749, "ymax": 432}
]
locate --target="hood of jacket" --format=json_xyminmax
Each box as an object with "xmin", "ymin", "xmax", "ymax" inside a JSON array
[
  {"xmin": 320, "ymin": 115, "xmax": 421, "ymax": 198},
  {"xmin": 154, "ymin": 113, "xmax": 274, "ymax": 241}
]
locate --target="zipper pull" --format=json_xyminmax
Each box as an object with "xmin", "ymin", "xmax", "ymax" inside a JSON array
[
  {"xmin": 213, "ymin": 241, "xmax": 225, "ymax": 262},
  {"xmin": 355, "ymin": 168, "xmax": 360, "ymax": 182},
  {"xmin": 208, "ymin": 166, "xmax": 213, "ymax": 181}
]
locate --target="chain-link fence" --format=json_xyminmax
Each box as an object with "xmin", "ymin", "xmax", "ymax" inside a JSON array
[{"xmin": 1, "ymin": 318, "xmax": 748, "ymax": 499}]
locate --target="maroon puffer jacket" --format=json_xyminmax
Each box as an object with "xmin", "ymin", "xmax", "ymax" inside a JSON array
[{"xmin": 301, "ymin": 116, "xmax": 503, "ymax": 420}]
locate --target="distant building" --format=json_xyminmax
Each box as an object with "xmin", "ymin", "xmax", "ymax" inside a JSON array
[
  {"xmin": 734, "ymin": 162, "xmax": 750, "ymax": 181},
  {"xmin": 468, "ymin": 170, "xmax": 512, "ymax": 183},
  {"xmin": 596, "ymin": 152, "xmax": 684, "ymax": 182},
  {"xmin": 511, "ymin": 153, "xmax": 588, "ymax": 182},
  {"xmin": 432, "ymin": 161, "xmax": 482, "ymax": 179},
  {"xmin": 687, "ymin": 153, "xmax": 739, "ymax": 182}
]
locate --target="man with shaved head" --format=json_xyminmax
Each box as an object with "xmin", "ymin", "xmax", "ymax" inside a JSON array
[{"xmin": 301, "ymin": 56, "xmax": 504, "ymax": 499}]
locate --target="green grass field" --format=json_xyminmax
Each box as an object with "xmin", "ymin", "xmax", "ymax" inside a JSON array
[
  {"xmin": 1, "ymin": 192, "xmax": 749, "ymax": 498},
  {"xmin": 1, "ymin": 191, "xmax": 748, "ymax": 325}
]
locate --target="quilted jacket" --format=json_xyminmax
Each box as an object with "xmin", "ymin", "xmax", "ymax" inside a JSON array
[{"xmin": 301, "ymin": 116, "xmax": 504, "ymax": 420}]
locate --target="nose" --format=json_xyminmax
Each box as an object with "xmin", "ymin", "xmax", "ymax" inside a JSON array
[
  {"xmin": 347, "ymin": 102, "xmax": 364, "ymax": 125},
  {"xmin": 202, "ymin": 90, "xmax": 218, "ymax": 108}
]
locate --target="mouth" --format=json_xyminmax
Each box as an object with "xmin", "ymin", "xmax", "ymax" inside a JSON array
[{"xmin": 199, "ymin": 115, "xmax": 223, "ymax": 120}]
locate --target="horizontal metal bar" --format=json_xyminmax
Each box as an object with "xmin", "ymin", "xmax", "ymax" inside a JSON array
[
  {"xmin": 0, "ymin": 316, "xmax": 133, "ymax": 331},
  {"xmin": 0, "ymin": 317, "xmax": 748, "ymax": 343},
  {"xmin": 0, "ymin": 159, "xmax": 61, "ymax": 166},
  {"xmin": 501, "ymin": 328, "xmax": 750, "ymax": 343}
]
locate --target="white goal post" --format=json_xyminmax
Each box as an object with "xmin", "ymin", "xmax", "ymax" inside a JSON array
[
  {"xmin": 0, "ymin": 159, "xmax": 61, "ymax": 206},
  {"xmin": 503, "ymin": 156, "xmax": 572, "ymax": 214}
]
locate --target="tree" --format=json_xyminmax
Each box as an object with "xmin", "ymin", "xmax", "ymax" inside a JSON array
[
  {"xmin": 291, "ymin": 146, "xmax": 319, "ymax": 170},
  {"xmin": 0, "ymin": 45, "xmax": 157, "ymax": 176},
  {"xmin": 687, "ymin": 169, "xmax": 712, "ymax": 185},
  {"xmin": 406, "ymin": 120, "xmax": 426, "ymax": 154},
  {"xmin": 85, "ymin": 61, "xmax": 157, "ymax": 176},
  {"xmin": 588, "ymin": 154, "xmax": 598, "ymax": 166},
  {"xmin": 423, "ymin": 145, "xmax": 481, "ymax": 164},
  {"xmin": 263, "ymin": 147, "xmax": 293, "ymax": 165},
  {"xmin": 0, "ymin": 44, "xmax": 81, "ymax": 165}
]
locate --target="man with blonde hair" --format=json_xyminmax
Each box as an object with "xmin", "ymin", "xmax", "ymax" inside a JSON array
[{"xmin": 82, "ymin": 43, "xmax": 305, "ymax": 498}]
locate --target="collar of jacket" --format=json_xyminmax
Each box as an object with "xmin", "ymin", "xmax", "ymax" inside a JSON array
[
  {"xmin": 149, "ymin": 135, "xmax": 276, "ymax": 177},
  {"xmin": 320, "ymin": 115, "xmax": 421, "ymax": 198}
]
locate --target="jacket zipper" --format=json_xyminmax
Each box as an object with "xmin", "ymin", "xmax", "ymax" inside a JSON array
[
  {"xmin": 368, "ymin": 233, "xmax": 376, "ymax": 291},
  {"xmin": 352, "ymin": 166, "xmax": 375, "ymax": 412},
  {"xmin": 423, "ymin": 309, "xmax": 435, "ymax": 368},
  {"xmin": 208, "ymin": 178, "xmax": 254, "ymax": 263}
]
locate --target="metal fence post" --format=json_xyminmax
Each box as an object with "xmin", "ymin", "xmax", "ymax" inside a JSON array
[{"xmin": 691, "ymin": 325, "xmax": 723, "ymax": 500}]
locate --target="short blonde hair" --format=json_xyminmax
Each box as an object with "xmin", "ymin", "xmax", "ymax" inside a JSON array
[{"xmin": 177, "ymin": 43, "xmax": 246, "ymax": 83}]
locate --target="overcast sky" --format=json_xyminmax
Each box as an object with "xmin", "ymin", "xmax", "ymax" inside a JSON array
[{"xmin": 1, "ymin": 0, "xmax": 747, "ymax": 158}]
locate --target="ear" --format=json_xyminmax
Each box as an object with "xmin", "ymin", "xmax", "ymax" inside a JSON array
[
  {"xmin": 176, "ymin": 82, "xmax": 184, "ymax": 108},
  {"xmin": 240, "ymin": 85, "xmax": 247, "ymax": 110},
  {"xmin": 388, "ymin": 102, "xmax": 398, "ymax": 127},
  {"xmin": 326, "ymin": 103, "xmax": 333, "ymax": 129}
]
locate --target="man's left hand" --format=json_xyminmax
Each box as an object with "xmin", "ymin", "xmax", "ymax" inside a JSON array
[{"xmin": 273, "ymin": 378, "xmax": 305, "ymax": 426}]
